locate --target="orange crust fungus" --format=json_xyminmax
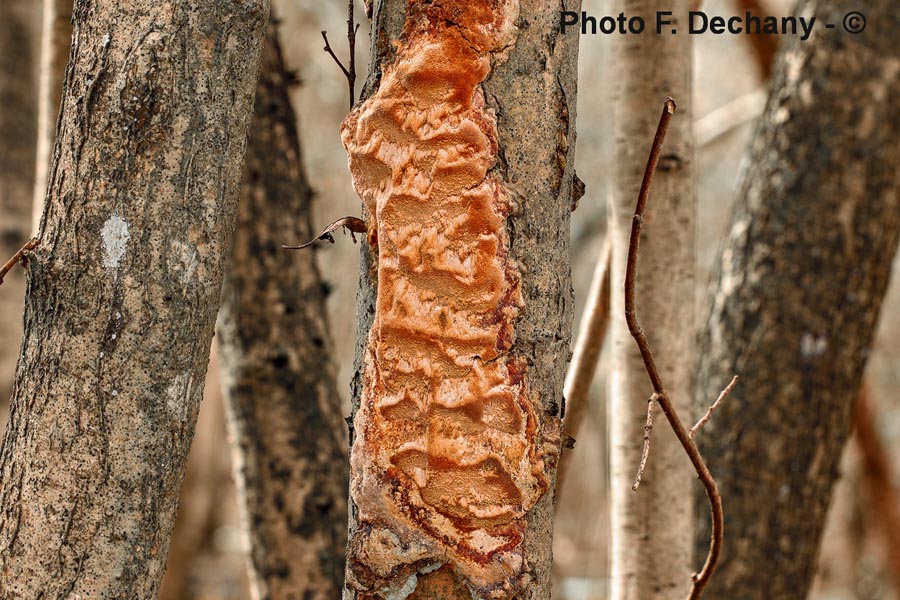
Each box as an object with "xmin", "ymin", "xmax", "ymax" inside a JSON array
[{"xmin": 341, "ymin": 1, "xmax": 550, "ymax": 597}]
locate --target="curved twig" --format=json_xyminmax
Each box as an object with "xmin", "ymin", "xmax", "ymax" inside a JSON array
[{"xmin": 625, "ymin": 97, "xmax": 732, "ymax": 599}]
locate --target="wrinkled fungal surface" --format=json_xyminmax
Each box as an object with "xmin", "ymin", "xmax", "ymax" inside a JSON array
[{"xmin": 340, "ymin": 1, "xmax": 550, "ymax": 596}]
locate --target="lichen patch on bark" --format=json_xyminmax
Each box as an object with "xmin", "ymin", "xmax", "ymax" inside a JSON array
[
  {"xmin": 340, "ymin": 1, "xmax": 550, "ymax": 597},
  {"xmin": 101, "ymin": 214, "xmax": 130, "ymax": 271}
]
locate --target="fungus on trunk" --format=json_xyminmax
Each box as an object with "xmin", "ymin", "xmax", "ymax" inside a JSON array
[{"xmin": 339, "ymin": 1, "xmax": 559, "ymax": 597}]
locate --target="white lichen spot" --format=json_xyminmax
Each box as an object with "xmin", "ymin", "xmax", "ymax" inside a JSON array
[
  {"xmin": 783, "ymin": 50, "xmax": 804, "ymax": 86},
  {"xmin": 101, "ymin": 215, "xmax": 130, "ymax": 271},
  {"xmin": 869, "ymin": 58, "xmax": 900, "ymax": 104},
  {"xmin": 800, "ymin": 332, "xmax": 828, "ymax": 360},
  {"xmin": 171, "ymin": 240, "xmax": 199, "ymax": 284},
  {"xmin": 166, "ymin": 373, "xmax": 193, "ymax": 421},
  {"xmin": 778, "ymin": 483, "xmax": 790, "ymax": 500},
  {"xmin": 728, "ymin": 219, "xmax": 749, "ymax": 243},
  {"xmin": 773, "ymin": 106, "xmax": 791, "ymax": 125},
  {"xmin": 419, "ymin": 562, "xmax": 443, "ymax": 575},
  {"xmin": 384, "ymin": 573, "xmax": 418, "ymax": 600},
  {"xmin": 102, "ymin": 33, "xmax": 111, "ymax": 48},
  {"xmin": 799, "ymin": 80, "xmax": 813, "ymax": 106},
  {"xmin": 885, "ymin": 57, "xmax": 900, "ymax": 80}
]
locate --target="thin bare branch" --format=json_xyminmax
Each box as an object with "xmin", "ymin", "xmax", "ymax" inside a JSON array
[
  {"xmin": 321, "ymin": 0, "xmax": 358, "ymax": 109},
  {"xmin": 690, "ymin": 376, "xmax": 739, "ymax": 439},
  {"xmin": 632, "ymin": 393, "xmax": 659, "ymax": 491},
  {"xmin": 694, "ymin": 90, "xmax": 766, "ymax": 147},
  {"xmin": 283, "ymin": 216, "xmax": 367, "ymax": 250},
  {"xmin": 625, "ymin": 98, "xmax": 725, "ymax": 600},
  {"xmin": 556, "ymin": 239, "xmax": 611, "ymax": 494},
  {"xmin": 321, "ymin": 31, "xmax": 350, "ymax": 77},
  {"xmin": 0, "ymin": 237, "xmax": 39, "ymax": 286}
]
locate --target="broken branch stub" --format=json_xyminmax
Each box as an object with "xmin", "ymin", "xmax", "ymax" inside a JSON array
[{"xmin": 0, "ymin": 237, "xmax": 39, "ymax": 286}]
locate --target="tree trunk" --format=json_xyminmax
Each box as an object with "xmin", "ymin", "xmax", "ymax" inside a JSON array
[
  {"xmin": 0, "ymin": 0, "xmax": 41, "ymax": 413},
  {"xmin": 216, "ymin": 14, "xmax": 349, "ymax": 600},
  {"xmin": 694, "ymin": 1, "xmax": 900, "ymax": 597},
  {"xmin": 342, "ymin": 0, "xmax": 580, "ymax": 597},
  {"xmin": 608, "ymin": 2, "xmax": 695, "ymax": 598},
  {"xmin": 32, "ymin": 0, "xmax": 73, "ymax": 231},
  {"xmin": 0, "ymin": 1, "xmax": 269, "ymax": 597}
]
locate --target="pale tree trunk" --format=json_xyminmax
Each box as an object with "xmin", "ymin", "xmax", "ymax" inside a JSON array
[
  {"xmin": 0, "ymin": 1, "xmax": 269, "ymax": 596},
  {"xmin": 32, "ymin": 0, "xmax": 73, "ymax": 231},
  {"xmin": 342, "ymin": 0, "xmax": 580, "ymax": 597},
  {"xmin": 608, "ymin": 1, "xmax": 695, "ymax": 599},
  {"xmin": 694, "ymin": 1, "xmax": 900, "ymax": 597},
  {"xmin": 0, "ymin": 0, "xmax": 41, "ymax": 414},
  {"xmin": 216, "ymin": 14, "xmax": 349, "ymax": 600}
]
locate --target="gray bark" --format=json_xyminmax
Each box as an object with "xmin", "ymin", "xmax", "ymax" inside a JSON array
[
  {"xmin": 608, "ymin": 2, "xmax": 695, "ymax": 598},
  {"xmin": 216, "ymin": 15, "xmax": 348, "ymax": 600},
  {"xmin": 695, "ymin": 1, "xmax": 900, "ymax": 597},
  {"xmin": 0, "ymin": 1, "xmax": 269, "ymax": 597},
  {"xmin": 343, "ymin": 1, "xmax": 580, "ymax": 597},
  {"xmin": 0, "ymin": 0, "xmax": 41, "ymax": 408}
]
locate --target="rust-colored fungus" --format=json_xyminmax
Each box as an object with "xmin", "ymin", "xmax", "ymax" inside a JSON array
[{"xmin": 341, "ymin": 1, "xmax": 548, "ymax": 597}]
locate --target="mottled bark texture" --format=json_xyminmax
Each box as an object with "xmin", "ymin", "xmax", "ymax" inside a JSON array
[
  {"xmin": 32, "ymin": 0, "xmax": 73, "ymax": 231},
  {"xmin": 343, "ymin": 1, "xmax": 580, "ymax": 597},
  {"xmin": 608, "ymin": 1, "xmax": 695, "ymax": 599},
  {"xmin": 216, "ymin": 16, "xmax": 348, "ymax": 600},
  {"xmin": 694, "ymin": 1, "xmax": 900, "ymax": 597},
  {"xmin": 0, "ymin": 1, "xmax": 269, "ymax": 597},
  {"xmin": 0, "ymin": 0, "xmax": 41, "ymax": 410}
]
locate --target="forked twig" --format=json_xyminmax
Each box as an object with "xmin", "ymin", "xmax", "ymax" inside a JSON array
[
  {"xmin": 322, "ymin": 0, "xmax": 359, "ymax": 108},
  {"xmin": 625, "ymin": 98, "xmax": 733, "ymax": 599},
  {"xmin": 0, "ymin": 238, "xmax": 40, "ymax": 286},
  {"xmin": 691, "ymin": 375, "xmax": 738, "ymax": 439}
]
